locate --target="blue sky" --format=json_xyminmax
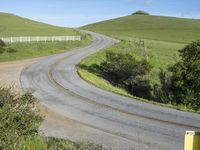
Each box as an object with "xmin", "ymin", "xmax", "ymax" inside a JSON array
[{"xmin": 0, "ymin": 0, "xmax": 200, "ymax": 27}]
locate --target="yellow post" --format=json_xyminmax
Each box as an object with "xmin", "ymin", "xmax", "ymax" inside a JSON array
[{"xmin": 184, "ymin": 131, "xmax": 200, "ymax": 150}]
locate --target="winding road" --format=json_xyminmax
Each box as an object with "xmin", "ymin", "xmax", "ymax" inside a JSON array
[{"xmin": 21, "ymin": 31, "xmax": 200, "ymax": 150}]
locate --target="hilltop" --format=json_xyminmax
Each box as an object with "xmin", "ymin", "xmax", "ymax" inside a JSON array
[
  {"xmin": 132, "ymin": 10, "xmax": 150, "ymax": 15},
  {"xmin": 0, "ymin": 12, "xmax": 78, "ymax": 37}
]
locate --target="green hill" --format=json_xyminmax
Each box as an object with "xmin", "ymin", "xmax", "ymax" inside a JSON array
[
  {"xmin": 0, "ymin": 12, "xmax": 78, "ymax": 37},
  {"xmin": 0, "ymin": 13, "xmax": 91, "ymax": 62},
  {"xmin": 78, "ymin": 14, "xmax": 200, "ymax": 106},
  {"xmin": 82, "ymin": 14, "xmax": 200, "ymax": 43}
]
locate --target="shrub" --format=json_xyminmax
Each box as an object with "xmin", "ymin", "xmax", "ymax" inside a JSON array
[
  {"xmin": 6, "ymin": 48, "xmax": 17, "ymax": 53},
  {"xmin": 156, "ymin": 41, "xmax": 200, "ymax": 110},
  {"xmin": 18, "ymin": 136, "xmax": 103, "ymax": 150},
  {"xmin": 153, "ymin": 70, "xmax": 174, "ymax": 103},
  {"xmin": 100, "ymin": 51, "xmax": 152, "ymax": 98},
  {"xmin": 0, "ymin": 88, "xmax": 43, "ymax": 150},
  {"xmin": 0, "ymin": 47, "xmax": 5, "ymax": 54},
  {"xmin": 0, "ymin": 39, "xmax": 6, "ymax": 47}
]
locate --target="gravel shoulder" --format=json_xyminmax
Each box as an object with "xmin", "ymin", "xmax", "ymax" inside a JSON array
[{"xmin": 0, "ymin": 57, "xmax": 46, "ymax": 91}]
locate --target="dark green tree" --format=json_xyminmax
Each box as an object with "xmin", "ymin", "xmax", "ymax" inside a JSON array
[
  {"xmin": 0, "ymin": 39, "xmax": 6, "ymax": 47},
  {"xmin": 100, "ymin": 51, "xmax": 152, "ymax": 98},
  {"xmin": 156, "ymin": 41, "xmax": 200, "ymax": 110},
  {"xmin": 0, "ymin": 40, "xmax": 6, "ymax": 54}
]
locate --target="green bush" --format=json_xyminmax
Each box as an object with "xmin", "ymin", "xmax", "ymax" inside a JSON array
[
  {"xmin": 0, "ymin": 88, "xmax": 43, "ymax": 150},
  {"xmin": 100, "ymin": 51, "xmax": 152, "ymax": 98},
  {"xmin": 0, "ymin": 47, "xmax": 5, "ymax": 54},
  {"xmin": 6, "ymin": 48, "xmax": 17, "ymax": 53},
  {"xmin": 0, "ymin": 40, "xmax": 7, "ymax": 54},
  {"xmin": 0, "ymin": 88, "xmax": 103, "ymax": 150},
  {"xmin": 0, "ymin": 39, "xmax": 6, "ymax": 47},
  {"xmin": 156, "ymin": 41, "xmax": 200, "ymax": 110}
]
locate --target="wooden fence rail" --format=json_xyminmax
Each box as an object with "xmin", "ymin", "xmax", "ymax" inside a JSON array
[{"xmin": 1, "ymin": 36, "xmax": 81, "ymax": 43}]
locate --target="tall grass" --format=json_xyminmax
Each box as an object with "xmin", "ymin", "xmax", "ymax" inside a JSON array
[
  {"xmin": 18, "ymin": 136, "xmax": 103, "ymax": 150},
  {"xmin": 0, "ymin": 33, "xmax": 92, "ymax": 62}
]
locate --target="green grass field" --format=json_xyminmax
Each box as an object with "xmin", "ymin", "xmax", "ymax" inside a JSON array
[
  {"xmin": 82, "ymin": 14, "xmax": 200, "ymax": 43},
  {"xmin": 17, "ymin": 135, "xmax": 102, "ymax": 150},
  {"xmin": 0, "ymin": 13, "xmax": 92, "ymax": 62},
  {"xmin": 0, "ymin": 36, "xmax": 91, "ymax": 62},
  {"xmin": 79, "ymin": 14, "xmax": 200, "ymax": 111}
]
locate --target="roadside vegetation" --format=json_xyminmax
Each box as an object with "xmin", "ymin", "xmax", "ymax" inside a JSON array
[
  {"xmin": 154, "ymin": 41, "xmax": 200, "ymax": 110},
  {"xmin": 79, "ymin": 12, "xmax": 200, "ymax": 112},
  {"xmin": 100, "ymin": 51, "xmax": 152, "ymax": 99},
  {"xmin": 0, "ymin": 87, "xmax": 103, "ymax": 150},
  {"xmin": 0, "ymin": 34, "xmax": 91, "ymax": 62}
]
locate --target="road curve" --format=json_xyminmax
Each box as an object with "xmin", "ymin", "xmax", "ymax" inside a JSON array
[{"xmin": 21, "ymin": 31, "xmax": 200, "ymax": 150}]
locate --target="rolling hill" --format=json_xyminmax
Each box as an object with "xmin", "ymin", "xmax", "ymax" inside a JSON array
[
  {"xmin": 78, "ymin": 13, "xmax": 200, "ymax": 104},
  {"xmin": 0, "ymin": 12, "xmax": 78, "ymax": 37},
  {"xmin": 82, "ymin": 14, "xmax": 200, "ymax": 43},
  {"xmin": 0, "ymin": 13, "xmax": 91, "ymax": 62}
]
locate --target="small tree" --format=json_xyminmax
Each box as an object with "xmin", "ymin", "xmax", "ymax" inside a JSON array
[
  {"xmin": 100, "ymin": 51, "xmax": 152, "ymax": 98},
  {"xmin": 0, "ymin": 39, "xmax": 6, "ymax": 47},
  {"xmin": 0, "ymin": 40, "xmax": 6, "ymax": 54},
  {"xmin": 156, "ymin": 41, "xmax": 200, "ymax": 110}
]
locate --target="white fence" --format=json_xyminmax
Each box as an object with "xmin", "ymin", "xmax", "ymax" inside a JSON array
[{"xmin": 1, "ymin": 36, "xmax": 81, "ymax": 44}]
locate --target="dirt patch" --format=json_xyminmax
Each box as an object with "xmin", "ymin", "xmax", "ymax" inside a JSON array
[{"xmin": 0, "ymin": 57, "xmax": 46, "ymax": 92}]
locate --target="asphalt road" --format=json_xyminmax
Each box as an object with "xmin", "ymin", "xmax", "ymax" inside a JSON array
[{"xmin": 21, "ymin": 31, "xmax": 200, "ymax": 150}]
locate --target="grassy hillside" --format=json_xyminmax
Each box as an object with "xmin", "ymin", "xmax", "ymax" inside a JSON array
[
  {"xmin": 0, "ymin": 12, "xmax": 78, "ymax": 37},
  {"xmin": 79, "ymin": 14, "xmax": 200, "ymax": 111},
  {"xmin": 82, "ymin": 14, "xmax": 200, "ymax": 43},
  {"xmin": 0, "ymin": 13, "xmax": 92, "ymax": 62}
]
